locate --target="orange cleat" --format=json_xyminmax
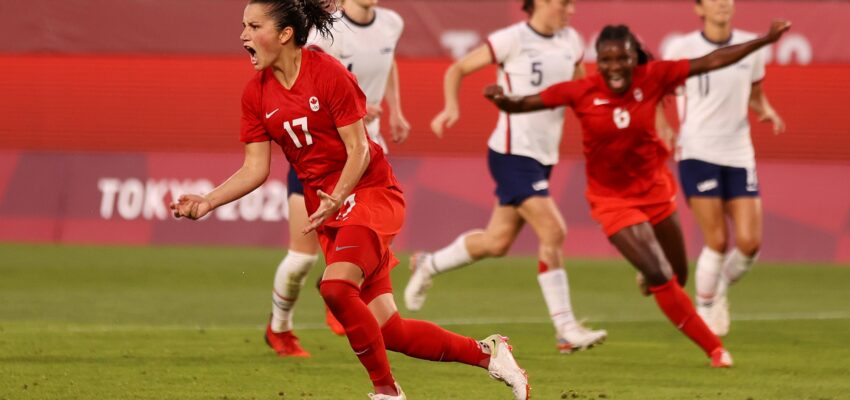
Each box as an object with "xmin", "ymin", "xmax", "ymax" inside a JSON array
[
  {"xmin": 265, "ymin": 323, "xmax": 311, "ymax": 357},
  {"xmin": 710, "ymin": 347, "xmax": 733, "ymax": 368},
  {"xmin": 325, "ymin": 305, "xmax": 346, "ymax": 336}
]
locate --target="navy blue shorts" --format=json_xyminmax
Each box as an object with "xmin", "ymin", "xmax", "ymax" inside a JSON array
[
  {"xmin": 678, "ymin": 159, "xmax": 759, "ymax": 200},
  {"xmin": 287, "ymin": 166, "xmax": 304, "ymax": 197},
  {"xmin": 487, "ymin": 149, "xmax": 553, "ymax": 206}
]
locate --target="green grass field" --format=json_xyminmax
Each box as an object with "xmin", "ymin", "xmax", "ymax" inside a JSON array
[{"xmin": 1, "ymin": 243, "xmax": 849, "ymax": 400}]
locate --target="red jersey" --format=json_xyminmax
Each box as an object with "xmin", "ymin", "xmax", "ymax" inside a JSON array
[
  {"xmin": 240, "ymin": 49, "xmax": 399, "ymax": 213},
  {"xmin": 540, "ymin": 60, "xmax": 690, "ymax": 204}
]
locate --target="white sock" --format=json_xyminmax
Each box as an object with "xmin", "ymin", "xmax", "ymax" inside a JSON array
[
  {"xmin": 717, "ymin": 248, "xmax": 758, "ymax": 297},
  {"xmin": 695, "ymin": 246, "xmax": 725, "ymax": 306},
  {"xmin": 429, "ymin": 230, "xmax": 478, "ymax": 275},
  {"xmin": 271, "ymin": 250, "xmax": 318, "ymax": 333},
  {"xmin": 537, "ymin": 268, "xmax": 578, "ymax": 333}
]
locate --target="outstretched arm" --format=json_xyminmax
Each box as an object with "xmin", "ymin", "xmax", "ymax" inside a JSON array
[
  {"xmin": 689, "ymin": 20, "xmax": 791, "ymax": 76},
  {"xmin": 483, "ymin": 84, "xmax": 549, "ymax": 114},
  {"xmin": 171, "ymin": 141, "xmax": 271, "ymax": 219}
]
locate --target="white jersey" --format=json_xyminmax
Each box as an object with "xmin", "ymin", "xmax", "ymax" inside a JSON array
[
  {"xmin": 486, "ymin": 22, "xmax": 584, "ymax": 166},
  {"xmin": 664, "ymin": 30, "xmax": 766, "ymax": 168},
  {"xmin": 308, "ymin": 8, "xmax": 404, "ymax": 153}
]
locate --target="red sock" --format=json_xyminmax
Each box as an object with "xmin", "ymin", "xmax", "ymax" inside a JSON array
[
  {"xmin": 650, "ymin": 276, "xmax": 723, "ymax": 356},
  {"xmin": 381, "ymin": 313, "xmax": 490, "ymax": 368},
  {"xmin": 319, "ymin": 280, "xmax": 396, "ymax": 394}
]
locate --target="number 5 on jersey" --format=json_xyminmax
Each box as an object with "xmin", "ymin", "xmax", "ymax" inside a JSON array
[{"xmin": 284, "ymin": 117, "xmax": 313, "ymax": 148}]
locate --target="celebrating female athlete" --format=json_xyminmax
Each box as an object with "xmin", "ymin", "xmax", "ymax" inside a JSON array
[{"xmin": 483, "ymin": 20, "xmax": 791, "ymax": 367}]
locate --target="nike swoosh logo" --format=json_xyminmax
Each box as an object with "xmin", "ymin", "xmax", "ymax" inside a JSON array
[
  {"xmin": 354, "ymin": 348, "xmax": 368, "ymax": 355},
  {"xmin": 265, "ymin": 109, "xmax": 279, "ymax": 119},
  {"xmin": 593, "ymin": 98, "xmax": 610, "ymax": 106},
  {"xmin": 335, "ymin": 245, "xmax": 358, "ymax": 251}
]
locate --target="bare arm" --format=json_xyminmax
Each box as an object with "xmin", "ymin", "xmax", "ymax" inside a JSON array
[
  {"xmin": 573, "ymin": 62, "xmax": 587, "ymax": 80},
  {"xmin": 431, "ymin": 44, "xmax": 494, "ymax": 137},
  {"xmin": 304, "ymin": 119, "xmax": 370, "ymax": 233},
  {"xmin": 483, "ymin": 84, "xmax": 549, "ymax": 114},
  {"xmin": 655, "ymin": 101, "xmax": 676, "ymax": 149},
  {"xmin": 749, "ymin": 81, "xmax": 786, "ymax": 134},
  {"xmin": 689, "ymin": 20, "xmax": 791, "ymax": 77},
  {"xmin": 171, "ymin": 141, "xmax": 271, "ymax": 219},
  {"xmin": 384, "ymin": 59, "xmax": 411, "ymax": 143}
]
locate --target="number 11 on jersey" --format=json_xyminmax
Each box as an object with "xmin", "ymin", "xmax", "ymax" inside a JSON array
[{"xmin": 284, "ymin": 117, "xmax": 313, "ymax": 148}]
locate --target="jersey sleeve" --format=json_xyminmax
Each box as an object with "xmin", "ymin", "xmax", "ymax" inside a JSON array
[
  {"xmin": 539, "ymin": 80, "xmax": 581, "ymax": 108},
  {"xmin": 486, "ymin": 26, "xmax": 517, "ymax": 65},
  {"xmin": 322, "ymin": 60, "xmax": 368, "ymax": 128},
  {"xmin": 651, "ymin": 60, "xmax": 691, "ymax": 92},
  {"xmin": 385, "ymin": 8, "xmax": 405, "ymax": 38},
  {"xmin": 568, "ymin": 28, "xmax": 585, "ymax": 63},
  {"xmin": 240, "ymin": 77, "xmax": 271, "ymax": 143},
  {"xmin": 661, "ymin": 36, "xmax": 683, "ymax": 60}
]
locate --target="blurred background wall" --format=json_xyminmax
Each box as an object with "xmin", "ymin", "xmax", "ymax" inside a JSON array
[{"xmin": 1, "ymin": 0, "xmax": 848, "ymax": 262}]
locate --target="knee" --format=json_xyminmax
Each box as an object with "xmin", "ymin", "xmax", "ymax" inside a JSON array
[
  {"xmin": 735, "ymin": 234, "xmax": 761, "ymax": 256},
  {"xmin": 318, "ymin": 279, "xmax": 359, "ymax": 309},
  {"xmin": 484, "ymin": 235, "xmax": 513, "ymax": 257},
  {"xmin": 279, "ymin": 251, "xmax": 318, "ymax": 277},
  {"xmin": 704, "ymin": 230, "xmax": 728, "ymax": 253},
  {"xmin": 380, "ymin": 314, "xmax": 407, "ymax": 350},
  {"xmin": 642, "ymin": 267, "xmax": 673, "ymax": 287},
  {"xmin": 540, "ymin": 222, "xmax": 567, "ymax": 246}
]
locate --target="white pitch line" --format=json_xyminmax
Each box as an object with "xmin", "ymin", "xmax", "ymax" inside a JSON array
[{"xmin": 3, "ymin": 311, "xmax": 849, "ymax": 333}]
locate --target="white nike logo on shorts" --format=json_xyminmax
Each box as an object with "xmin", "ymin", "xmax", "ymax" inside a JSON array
[{"xmin": 335, "ymin": 245, "xmax": 358, "ymax": 251}]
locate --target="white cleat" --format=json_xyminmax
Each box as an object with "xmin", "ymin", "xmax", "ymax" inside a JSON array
[
  {"xmin": 368, "ymin": 383, "xmax": 406, "ymax": 399},
  {"xmin": 556, "ymin": 325, "xmax": 608, "ymax": 354},
  {"xmin": 404, "ymin": 252, "xmax": 434, "ymax": 311},
  {"xmin": 710, "ymin": 294, "xmax": 730, "ymax": 337},
  {"xmin": 483, "ymin": 334, "xmax": 530, "ymax": 400}
]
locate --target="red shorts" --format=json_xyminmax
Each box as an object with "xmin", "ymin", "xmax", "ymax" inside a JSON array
[
  {"xmin": 587, "ymin": 167, "xmax": 679, "ymax": 237},
  {"xmin": 590, "ymin": 197, "xmax": 677, "ymax": 237},
  {"xmin": 317, "ymin": 187, "xmax": 405, "ymax": 304}
]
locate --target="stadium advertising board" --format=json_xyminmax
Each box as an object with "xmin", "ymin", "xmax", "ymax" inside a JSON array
[{"xmin": 1, "ymin": 151, "xmax": 849, "ymax": 263}]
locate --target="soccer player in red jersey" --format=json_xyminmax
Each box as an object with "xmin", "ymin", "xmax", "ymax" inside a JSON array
[
  {"xmin": 483, "ymin": 20, "xmax": 791, "ymax": 368},
  {"xmin": 171, "ymin": 1, "xmax": 529, "ymax": 399},
  {"xmin": 266, "ymin": 0, "xmax": 410, "ymax": 355}
]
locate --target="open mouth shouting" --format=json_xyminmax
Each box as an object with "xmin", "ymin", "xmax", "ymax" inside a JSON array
[{"xmin": 244, "ymin": 45, "xmax": 258, "ymax": 66}]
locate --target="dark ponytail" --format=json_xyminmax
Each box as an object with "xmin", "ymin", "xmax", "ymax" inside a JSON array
[
  {"xmin": 250, "ymin": 0, "xmax": 337, "ymax": 46},
  {"xmin": 596, "ymin": 24, "xmax": 653, "ymax": 65}
]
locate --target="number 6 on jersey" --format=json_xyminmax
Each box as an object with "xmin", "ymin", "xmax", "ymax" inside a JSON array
[
  {"xmin": 613, "ymin": 107, "xmax": 631, "ymax": 129},
  {"xmin": 284, "ymin": 117, "xmax": 313, "ymax": 148}
]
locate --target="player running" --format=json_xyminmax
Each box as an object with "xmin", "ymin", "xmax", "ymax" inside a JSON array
[
  {"xmin": 661, "ymin": 0, "xmax": 785, "ymax": 337},
  {"xmin": 483, "ymin": 20, "xmax": 791, "ymax": 367},
  {"xmin": 405, "ymin": 0, "xmax": 608, "ymax": 354},
  {"xmin": 265, "ymin": 0, "xmax": 411, "ymax": 356},
  {"xmin": 172, "ymin": 1, "xmax": 528, "ymax": 398}
]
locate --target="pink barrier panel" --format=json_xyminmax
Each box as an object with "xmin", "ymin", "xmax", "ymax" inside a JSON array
[
  {"xmin": 1, "ymin": 0, "xmax": 847, "ymax": 64},
  {"xmin": 2, "ymin": 150, "xmax": 849, "ymax": 263}
]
